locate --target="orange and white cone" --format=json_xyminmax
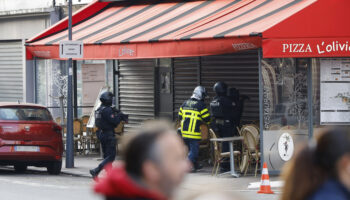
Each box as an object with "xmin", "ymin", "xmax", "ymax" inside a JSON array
[{"xmin": 257, "ymin": 162, "xmax": 274, "ymax": 194}]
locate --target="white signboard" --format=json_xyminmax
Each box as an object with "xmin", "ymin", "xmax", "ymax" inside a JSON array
[
  {"xmin": 59, "ymin": 40, "xmax": 83, "ymax": 58},
  {"xmin": 320, "ymin": 59, "xmax": 350, "ymax": 124}
]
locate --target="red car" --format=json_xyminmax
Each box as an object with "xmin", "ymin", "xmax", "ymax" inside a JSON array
[{"xmin": 0, "ymin": 102, "xmax": 63, "ymax": 174}]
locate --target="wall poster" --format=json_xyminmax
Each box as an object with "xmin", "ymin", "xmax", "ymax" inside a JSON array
[
  {"xmin": 82, "ymin": 64, "xmax": 106, "ymax": 116},
  {"xmin": 320, "ymin": 59, "xmax": 350, "ymax": 124}
]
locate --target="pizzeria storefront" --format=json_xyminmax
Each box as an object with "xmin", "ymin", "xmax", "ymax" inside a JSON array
[{"xmin": 25, "ymin": 0, "xmax": 350, "ymax": 173}]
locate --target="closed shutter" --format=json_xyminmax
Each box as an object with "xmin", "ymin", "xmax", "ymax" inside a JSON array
[
  {"xmin": 201, "ymin": 50, "xmax": 259, "ymax": 123},
  {"xmin": 173, "ymin": 57, "xmax": 199, "ymax": 119},
  {"xmin": 0, "ymin": 41, "xmax": 23, "ymax": 102},
  {"xmin": 118, "ymin": 59, "xmax": 155, "ymax": 131}
]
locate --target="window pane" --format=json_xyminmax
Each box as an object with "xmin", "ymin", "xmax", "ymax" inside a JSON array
[
  {"xmin": 35, "ymin": 60, "xmax": 48, "ymax": 105},
  {"xmin": 0, "ymin": 107, "xmax": 52, "ymax": 121},
  {"xmin": 262, "ymin": 58, "xmax": 309, "ymax": 171},
  {"xmin": 312, "ymin": 58, "xmax": 350, "ymax": 129}
]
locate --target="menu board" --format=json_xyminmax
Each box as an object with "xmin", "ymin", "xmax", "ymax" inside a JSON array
[
  {"xmin": 320, "ymin": 59, "xmax": 350, "ymax": 124},
  {"xmin": 82, "ymin": 64, "xmax": 106, "ymax": 115}
]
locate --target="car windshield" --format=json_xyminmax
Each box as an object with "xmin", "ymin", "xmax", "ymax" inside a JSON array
[{"xmin": 0, "ymin": 107, "xmax": 52, "ymax": 121}]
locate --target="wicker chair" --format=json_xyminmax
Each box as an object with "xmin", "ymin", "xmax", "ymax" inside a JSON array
[
  {"xmin": 242, "ymin": 124, "xmax": 260, "ymax": 142},
  {"xmin": 73, "ymin": 119, "xmax": 84, "ymax": 154},
  {"xmin": 241, "ymin": 126, "xmax": 260, "ymax": 177},
  {"xmin": 210, "ymin": 129, "xmax": 241, "ymax": 176},
  {"xmin": 114, "ymin": 121, "xmax": 125, "ymax": 154},
  {"xmin": 55, "ymin": 117, "xmax": 61, "ymax": 125},
  {"xmin": 88, "ymin": 126, "xmax": 100, "ymax": 153},
  {"xmin": 80, "ymin": 115, "xmax": 90, "ymax": 154},
  {"xmin": 198, "ymin": 124, "xmax": 212, "ymax": 164},
  {"xmin": 81, "ymin": 115, "xmax": 90, "ymax": 133}
]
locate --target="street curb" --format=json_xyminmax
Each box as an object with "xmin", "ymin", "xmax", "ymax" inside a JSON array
[
  {"xmin": 24, "ymin": 166, "xmax": 92, "ymax": 178},
  {"xmin": 60, "ymin": 170, "xmax": 92, "ymax": 178}
]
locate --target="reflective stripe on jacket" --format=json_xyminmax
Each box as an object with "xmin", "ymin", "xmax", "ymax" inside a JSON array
[{"xmin": 178, "ymin": 98, "xmax": 210, "ymax": 140}]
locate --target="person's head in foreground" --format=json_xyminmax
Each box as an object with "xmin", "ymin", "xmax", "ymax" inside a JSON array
[
  {"xmin": 281, "ymin": 128, "xmax": 350, "ymax": 200},
  {"xmin": 94, "ymin": 120, "xmax": 191, "ymax": 200}
]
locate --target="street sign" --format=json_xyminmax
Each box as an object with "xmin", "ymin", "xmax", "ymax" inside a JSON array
[{"xmin": 59, "ymin": 40, "xmax": 83, "ymax": 58}]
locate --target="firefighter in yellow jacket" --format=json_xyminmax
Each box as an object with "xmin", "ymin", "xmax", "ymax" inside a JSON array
[{"xmin": 179, "ymin": 86, "xmax": 210, "ymax": 172}]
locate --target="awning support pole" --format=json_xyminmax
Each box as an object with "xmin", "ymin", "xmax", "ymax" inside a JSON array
[
  {"xmin": 307, "ymin": 59, "xmax": 313, "ymax": 140},
  {"xmin": 258, "ymin": 48, "xmax": 264, "ymax": 169},
  {"xmin": 66, "ymin": 0, "xmax": 74, "ymax": 168}
]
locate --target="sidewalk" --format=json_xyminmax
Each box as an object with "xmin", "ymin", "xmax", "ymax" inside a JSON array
[
  {"xmin": 56, "ymin": 156, "xmax": 282, "ymax": 200},
  {"xmin": 60, "ymin": 156, "xmax": 282, "ymax": 193},
  {"xmin": 60, "ymin": 155, "xmax": 102, "ymax": 177}
]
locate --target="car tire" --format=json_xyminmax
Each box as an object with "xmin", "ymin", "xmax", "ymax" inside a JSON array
[
  {"xmin": 47, "ymin": 161, "xmax": 62, "ymax": 175},
  {"xmin": 14, "ymin": 164, "xmax": 27, "ymax": 173}
]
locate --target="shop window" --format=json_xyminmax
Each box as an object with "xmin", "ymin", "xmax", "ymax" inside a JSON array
[
  {"xmin": 35, "ymin": 59, "xmax": 66, "ymax": 120},
  {"xmin": 262, "ymin": 58, "xmax": 310, "ymax": 171},
  {"xmin": 76, "ymin": 60, "xmax": 112, "ymax": 118},
  {"xmin": 262, "ymin": 58, "xmax": 309, "ymax": 130},
  {"xmin": 35, "ymin": 59, "xmax": 49, "ymax": 106},
  {"xmin": 312, "ymin": 58, "xmax": 350, "ymax": 127}
]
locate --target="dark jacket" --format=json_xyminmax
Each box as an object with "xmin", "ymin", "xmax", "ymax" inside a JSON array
[
  {"xmin": 210, "ymin": 96, "xmax": 235, "ymax": 121},
  {"xmin": 94, "ymin": 164, "xmax": 166, "ymax": 200},
  {"xmin": 308, "ymin": 179, "xmax": 350, "ymax": 200},
  {"xmin": 98, "ymin": 106, "xmax": 122, "ymax": 132}
]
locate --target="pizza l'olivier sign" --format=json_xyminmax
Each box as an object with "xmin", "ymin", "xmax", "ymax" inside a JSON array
[{"xmin": 263, "ymin": 38, "xmax": 350, "ymax": 58}]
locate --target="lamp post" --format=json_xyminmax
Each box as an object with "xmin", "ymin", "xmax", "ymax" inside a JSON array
[{"xmin": 66, "ymin": 0, "xmax": 74, "ymax": 168}]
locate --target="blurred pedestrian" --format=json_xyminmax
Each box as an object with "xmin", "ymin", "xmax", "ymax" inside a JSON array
[
  {"xmin": 179, "ymin": 86, "xmax": 210, "ymax": 172},
  {"xmin": 281, "ymin": 128, "xmax": 350, "ymax": 200},
  {"xmin": 94, "ymin": 120, "xmax": 191, "ymax": 200}
]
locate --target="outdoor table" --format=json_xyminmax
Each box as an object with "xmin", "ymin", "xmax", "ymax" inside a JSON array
[{"xmin": 210, "ymin": 136, "xmax": 244, "ymax": 178}]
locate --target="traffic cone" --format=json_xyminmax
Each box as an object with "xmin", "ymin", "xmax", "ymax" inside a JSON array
[{"xmin": 257, "ymin": 162, "xmax": 274, "ymax": 194}]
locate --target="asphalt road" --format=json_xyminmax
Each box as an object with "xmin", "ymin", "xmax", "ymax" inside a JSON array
[{"xmin": 0, "ymin": 167, "xmax": 102, "ymax": 200}]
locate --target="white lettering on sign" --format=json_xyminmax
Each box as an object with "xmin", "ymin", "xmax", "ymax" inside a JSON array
[
  {"xmin": 282, "ymin": 41, "xmax": 350, "ymax": 55},
  {"xmin": 118, "ymin": 46, "xmax": 135, "ymax": 57},
  {"xmin": 282, "ymin": 43, "xmax": 312, "ymax": 53},
  {"xmin": 33, "ymin": 51, "xmax": 51, "ymax": 58},
  {"xmin": 232, "ymin": 43, "xmax": 257, "ymax": 51},
  {"xmin": 316, "ymin": 41, "xmax": 350, "ymax": 55}
]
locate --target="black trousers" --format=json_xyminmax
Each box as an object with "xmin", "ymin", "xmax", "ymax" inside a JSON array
[{"xmin": 96, "ymin": 130, "xmax": 116, "ymax": 172}]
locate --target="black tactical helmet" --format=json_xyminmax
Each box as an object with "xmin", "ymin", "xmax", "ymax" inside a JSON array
[
  {"xmin": 100, "ymin": 91, "xmax": 114, "ymax": 106},
  {"xmin": 191, "ymin": 86, "xmax": 207, "ymax": 101},
  {"xmin": 213, "ymin": 81, "xmax": 228, "ymax": 96}
]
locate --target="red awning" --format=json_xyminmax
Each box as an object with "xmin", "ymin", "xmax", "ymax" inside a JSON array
[
  {"xmin": 26, "ymin": 0, "xmax": 316, "ymax": 60},
  {"xmin": 263, "ymin": 0, "xmax": 350, "ymax": 58}
]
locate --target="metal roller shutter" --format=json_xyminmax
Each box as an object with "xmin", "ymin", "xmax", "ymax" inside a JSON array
[
  {"xmin": 118, "ymin": 59, "xmax": 155, "ymax": 131},
  {"xmin": 201, "ymin": 50, "xmax": 259, "ymax": 123},
  {"xmin": 0, "ymin": 41, "xmax": 23, "ymax": 102},
  {"xmin": 173, "ymin": 57, "xmax": 199, "ymax": 119}
]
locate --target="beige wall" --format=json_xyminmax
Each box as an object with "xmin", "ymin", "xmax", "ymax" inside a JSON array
[{"xmin": 0, "ymin": 15, "xmax": 50, "ymax": 40}]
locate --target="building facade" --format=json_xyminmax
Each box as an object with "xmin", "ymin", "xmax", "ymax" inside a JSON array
[{"xmin": 0, "ymin": 0, "xmax": 92, "ymax": 103}]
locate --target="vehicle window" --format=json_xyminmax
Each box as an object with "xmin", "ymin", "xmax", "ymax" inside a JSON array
[{"xmin": 0, "ymin": 107, "xmax": 52, "ymax": 121}]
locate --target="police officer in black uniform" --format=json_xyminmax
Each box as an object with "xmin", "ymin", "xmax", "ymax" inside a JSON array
[
  {"xmin": 90, "ymin": 91, "xmax": 127, "ymax": 178},
  {"xmin": 228, "ymin": 87, "xmax": 249, "ymax": 128},
  {"xmin": 210, "ymin": 82, "xmax": 236, "ymax": 171}
]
